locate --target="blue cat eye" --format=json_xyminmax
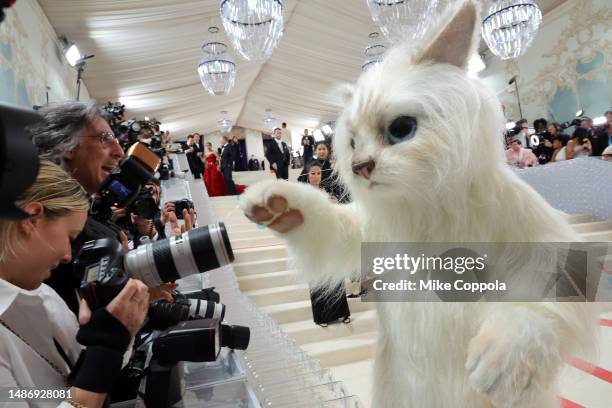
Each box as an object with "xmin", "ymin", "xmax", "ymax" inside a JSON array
[{"xmin": 386, "ymin": 116, "xmax": 417, "ymax": 145}]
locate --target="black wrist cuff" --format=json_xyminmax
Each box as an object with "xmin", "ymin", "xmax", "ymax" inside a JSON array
[
  {"xmin": 69, "ymin": 347, "xmax": 124, "ymax": 393},
  {"xmin": 76, "ymin": 308, "xmax": 131, "ymax": 352}
]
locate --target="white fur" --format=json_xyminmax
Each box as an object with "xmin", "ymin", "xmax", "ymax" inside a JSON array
[{"xmin": 240, "ymin": 2, "xmax": 599, "ymax": 407}]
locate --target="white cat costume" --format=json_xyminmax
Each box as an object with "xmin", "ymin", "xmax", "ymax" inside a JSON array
[{"xmin": 240, "ymin": 2, "xmax": 599, "ymax": 407}]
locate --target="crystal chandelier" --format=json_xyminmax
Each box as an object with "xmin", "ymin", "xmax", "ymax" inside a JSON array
[
  {"xmin": 197, "ymin": 27, "xmax": 237, "ymax": 96},
  {"xmin": 366, "ymin": 0, "xmax": 439, "ymax": 44},
  {"xmin": 220, "ymin": 0, "xmax": 284, "ymax": 61},
  {"xmin": 362, "ymin": 32, "xmax": 386, "ymax": 72},
  {"xmin": 263, "ymin": 108, "xmax": 276, "ymax": 130},
  {"xmin": 218, "ymin": 111, "xmax": 233, "ymax": 133},
  {"xmin": 482, "ymin": 0, "xmax": 542, "ymax": 60}
]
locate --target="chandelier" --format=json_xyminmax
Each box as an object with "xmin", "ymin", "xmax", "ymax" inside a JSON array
[
  {"xmin": 362, "ymin": 32, "xmax": 387, "ymax": 72},
  {"xmin": 262, "ymin": 108, "xmax": 276, "ymax": 130},
  {"xmin": 218, "ymin": 111, "xmax": 233, "ymax": 133},
  {"xmin": 197, "ymin": 27, "xmax": 237, "ymax": 96},
  {"xmin": 220, "ymin": 0, "xmax": 284, "ymax": 61},
  {"xmin": 482, "ymin": 0, "xmax": 542, "ymax": 60},
  {"xmin": 366, "ymin": 0, "xmax": 439, "ymax": 44}
]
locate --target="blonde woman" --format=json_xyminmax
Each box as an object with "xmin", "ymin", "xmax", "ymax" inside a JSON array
[{"xmin": 0, "ymin": 161, "xmax": 148, "ymax": 408}]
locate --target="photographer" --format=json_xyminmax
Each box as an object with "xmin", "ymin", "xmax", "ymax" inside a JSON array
[
  {"xmin": 0, "ymin": 161, "xmax": 149, "ymax": 408},
  {"xmin": 590, "ymin": 111, "xmax": 612, "ymax": 156},
  {"xmin": 27, "ymin": 102, "xmax": 186, "ymax": 314},
  {"xmin": 27, "ymin": 102, "xmax": 126, "ymax": 314},
  {"xmin": 131, "ymin": 178, "xmax": 195, "ymax": 244},
  {"xmin": 566, "ymin": 127, "xmax": 592, "ymax": 159}
]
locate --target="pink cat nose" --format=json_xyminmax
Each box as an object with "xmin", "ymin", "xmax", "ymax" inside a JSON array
[{"xmin": 352, "ymin": 159, "xmax": 375, "ymax": 179}]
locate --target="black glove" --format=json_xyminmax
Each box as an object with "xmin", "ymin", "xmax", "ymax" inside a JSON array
[{"xmin": 69, "ymin": 308, "xmax": 131, "ymax": 393}]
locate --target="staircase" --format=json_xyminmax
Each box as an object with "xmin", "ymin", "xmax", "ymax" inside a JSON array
[{"xmin": 211, "ymin": 170, "xmax": 612, "ymax": 408}]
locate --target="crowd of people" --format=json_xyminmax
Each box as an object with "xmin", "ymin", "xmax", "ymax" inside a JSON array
[
  {"xmin": 0, "ymin": 101, "xmax": 201, "ymax": 407},
  {"xmin": 504, "ymin": 110, "xmax": 612, "ymax": 168}
]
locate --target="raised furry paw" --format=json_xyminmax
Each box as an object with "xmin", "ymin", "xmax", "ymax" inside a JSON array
[
  {"xmin": 466, "ymin": 312, "xmax": 561, "ymax": 407},
  {"xmin": 240, "ymin": 180, "xmax": 316, "ymax": 234}
]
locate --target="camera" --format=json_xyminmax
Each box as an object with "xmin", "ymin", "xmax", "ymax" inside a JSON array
[
  {"xmin": 75, "ymin": 222, "xmax": 234, "ymax": 310},
  {"xmin": 90, "ymin": 142, "xmax": 161, "ymax": 223},
  {"xmin": 153, "ymin": 318, "xmax": 250, "ymax": 363},
  {"xmin": 173, "ymin": 199, "xmax": 194, "ymax": 219},
  {"xmin": 142, "ymin": 318, "xmax": 250, "ymax": 408},
  {"xmin": 560, "ymin": 117, "xmax": 582, "ymax": 131}
]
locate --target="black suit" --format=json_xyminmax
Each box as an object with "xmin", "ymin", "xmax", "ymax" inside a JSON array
[
  {"xmin": 184, "ymin": 143, "xmax": 203, "ymax": 178},
  {"xmin": 220, "ymin": 143, "xmax": 237, "ymax": 194},
  {"xmin": 266, "ymin": 138, "xmax": 290, "ymax": 180}
]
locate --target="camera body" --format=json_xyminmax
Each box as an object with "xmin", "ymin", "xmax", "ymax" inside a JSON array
[
  {"xmin": 91, "ymin": 142, "xmax": 160, "ymax": 223},
  {"xmin": 77, "ymin": 238, "xmax": 129, "ymax": 310},
  {"xmin": 75, "ymin": 223, "xmax": 234, "ymax": 310},
  {"xmin": 173, "ymin": 199, "xmax": 194, "ymax": 219}
]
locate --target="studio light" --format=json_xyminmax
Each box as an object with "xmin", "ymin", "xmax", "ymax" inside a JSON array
[
  {"xmin": 575, "ymin": 109, "xmax": 584, "ymax": 117},
  {"xmin": 65, "ymin": 43, "xmax": 81, "ymax": 67},
  {"xmin": 593, "ymin": 116, "xmax": 606, "ymax": 126}
]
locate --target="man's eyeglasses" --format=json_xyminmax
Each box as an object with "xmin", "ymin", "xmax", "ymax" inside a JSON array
[{"xmin": 84, "ymin": 132, "xmax": 119, "ymax": 147}]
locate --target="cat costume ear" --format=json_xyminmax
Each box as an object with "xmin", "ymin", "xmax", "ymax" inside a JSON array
[{"xmin": 416, "ymin": 0, "xmax": 480, "ymax": 70}]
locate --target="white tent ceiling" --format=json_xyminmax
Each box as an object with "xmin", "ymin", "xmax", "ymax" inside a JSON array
[{"xmin": 37, "ymin": 0, "xmax": 565, "ymax": 138}]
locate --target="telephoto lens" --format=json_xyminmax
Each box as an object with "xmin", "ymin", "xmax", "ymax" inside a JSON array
[
  {"xmin": 147, "ymin": 298, "xmax": 226, "ymax": 330},
  {"xmin": 77, "ymin": 223, "xmax": 234, "ymax": 311},
  {"xmin": 125, "ymin": 223, "xmax": 234, "ymax": 286}
]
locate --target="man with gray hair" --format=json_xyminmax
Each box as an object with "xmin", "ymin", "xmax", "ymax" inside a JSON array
[
  {"xmin": 28, "ymin": 101, "xmax": 124, "ymax": 194},
  {"xmin": 27, "ymin": 101, "xmax": 125, "ymax": 314}
]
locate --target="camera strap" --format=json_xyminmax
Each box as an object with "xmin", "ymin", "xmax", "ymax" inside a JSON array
[{"xmin": 0, "ymin": 318, "xmax": 70, "ymax": 385}]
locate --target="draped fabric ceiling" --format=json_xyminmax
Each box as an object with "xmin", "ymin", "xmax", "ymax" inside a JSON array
[{"xmin": 37, "ymin": 0, "xmax": 565, "ymax": 139}]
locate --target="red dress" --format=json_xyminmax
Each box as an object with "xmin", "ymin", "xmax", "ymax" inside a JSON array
[{"xmin": 202, "ymin": 153, "xmax": 246, "ymax": 196}]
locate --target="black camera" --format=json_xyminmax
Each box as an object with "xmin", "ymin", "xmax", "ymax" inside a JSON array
[
  {"xmin": 560, "ymin": 118, "xmax": 582, "ymax": 131},
  {"xmin": 143, "ymin": 318, "xmax": 250, "ymax": 408},
  {"xmin": 153, "ymin": 318, "xmax": 250, "ymax": 363},
  {"xmin": 90, "ymin": 142, "xmax": 161, "ymax": 223},
  {"xmin": 130, "ymin": 188, "xmax": 158, "ymax": 219},
  {"xmin": 147, "ymin": 296, "xmax": 226, "ymax": 331},
  {"xmin": 173, "ymin": 199, "xmax": 194, "ymax": 219},
  {"xmin": 75, "ymin": 222, "xmax": 234, "ymax": 310}
]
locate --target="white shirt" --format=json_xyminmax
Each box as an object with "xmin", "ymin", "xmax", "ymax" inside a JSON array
[
  {"xmin": 0, "ymin": 279, "xmax": 81, "ymax": 407},
  {"xmin": 274, "ymin": 138, "xmax": 284, "ymax": 151}
]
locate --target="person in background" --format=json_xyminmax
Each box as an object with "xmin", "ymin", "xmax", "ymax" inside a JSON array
[
  {"xmin": 533, "ymin": 118, "xmax": 548, "ymax": 135},
  {"xmin": 304, "ymin": 160, "xmax": 351, "ymax": 327},
  {"xmin": 280, "ymin": 122, "xmax": 292, "ymax": 149},
  {"xmin": 265, "ymin": 128, "xmax": 291, "ymax": 180},
  {"xmin": 513, "ymin": 118, "xmax": 529, "ymax": 147},
  {"xmin": 590, "ymin": 112, "xmax": 612, "ymax": 156},
  {"xmin": 231, "ymin": 136, "xmax": 243, "ymax": 171},
  {"xmin": 301, "ymin": 129, "xmax": 315, "ymax": 165},
  {"xmin": 550, "ymin": 135, "xmax": 567, "ymax": 162},
  {"xmin": 219, "ymin": 136, "xmax": 238, "ymax": 194},
  {"xmin": 602, "ymin": 145, "xmax": 612, "ymax": 161},
  {"xmin": 505, "ymin": 139, "xmax": 539, "ymax": 168},
  {"xmin": 0, "ymin": 161, "xmax": 149, "ymax": 408},
  {"xmin": 183, "ymin": 135, "xmax": 202, "ymax": 179},
  {"xmin": 566, "ymin": 127, "xmax": 592, "ymax": 159}
]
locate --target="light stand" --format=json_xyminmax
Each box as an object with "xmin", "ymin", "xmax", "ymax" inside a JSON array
[
  {"xmin": 75, "ymin": 54, "xmax": 94, "ymax": 101},
  {"xmin": 508, "ymin": 75, "xmax": 523, "ymax": 119}
]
